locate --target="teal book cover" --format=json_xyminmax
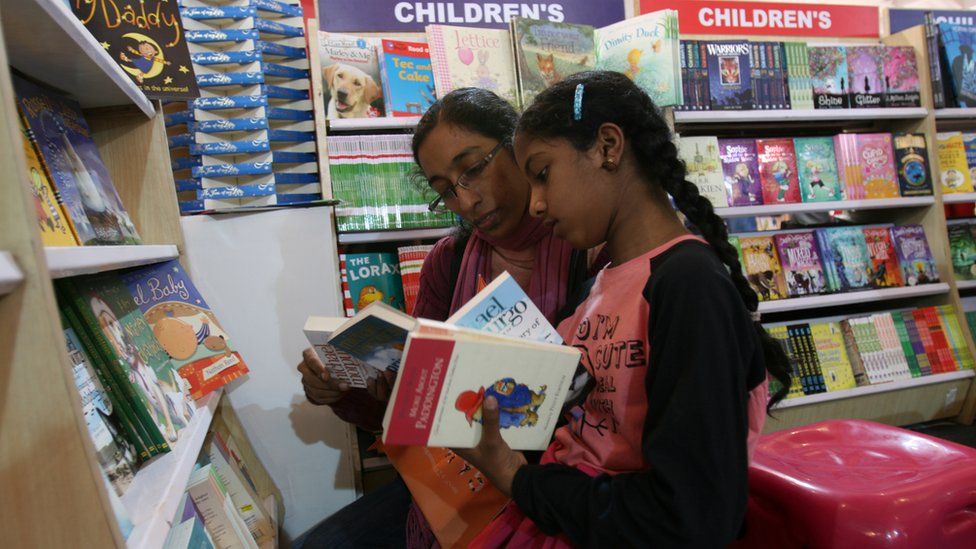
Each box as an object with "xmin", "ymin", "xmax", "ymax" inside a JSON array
[
  {"xmin": 821, "ymin": 226, "xmax": 873, "ymax": 291},
  {"xmin": 340, "ymin": 252, "xmax": 406, "ymax": 315},
  {"xmin": 379, "ymin": 39, "xmax": 436, "ymax": 117},
  {"xmin": 595, "ymin": 9, "xmax": 681, "ymax": 107},
  {"xmin": 794, "ymin": 137, "xmax": 843, "ymax": 202}
]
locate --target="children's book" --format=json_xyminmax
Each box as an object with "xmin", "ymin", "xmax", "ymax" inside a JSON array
[
  {"xmin": 937, "ymin": 132, "xmax": 975, "ymax": 193},
  {"xmin": 949, "ymin": 222, "xmax": 976, "ymax": 280},
  {"xmin": 883, "ymin": 46, "xmax": 922, "ymax": 107},
  {"xmin": 398, "ymin": 245, "xmax": 434, "ymax": 315},
  {"xmin": 964, "ymin": 133, "xmax": 976, "ymax": 186},
  {"xmin": 378, "ymin": 39, "xmax": 436, "ymax": 117},
  {"xmin": 773, "ymin": 231, "xmax": 827, "ymax": 297},
  {"xmin": 425, "ymin": 25, "xmax": 518, "ymax": 107},
  {"xmin": 892, "ymin": 133, "xmax": 933, "ymax": 196},
  {"xmin": 317, "ymin": 32, "xmax": 385, "ymax": 119},
  {"xmin": 205, "ymin": 432, "xmax": 275, "ymax": 546},
  {"xmin": 819, "ymin": 227, "xmax": 873, "ymax": 291},
  {"xmin": 719, "ymin": 138, "xmax": 762, "ymax": 207},
  {"xmin": 676, "ymin": 135, "xmax": 727, "ymax": 208},
  {"xmin": 847, "ymin": 46, "xmax": 884, "ymax": 108},
  {"xmin": 809, "ymin": 45, "xmax": 849, "ymax": 109},
  {"xmin": 852, "ymin": 133, "xmax": 900, "ymax": 199},
  {"xmin": 938, "ymin": 23, "xmax": 976, "ymax": 107},
  {"xmin": 120, "ymin": 260, "xmax": 248, "ymax": 400},
  {"xmin": 738, "ymin": 235, "xmax": 787, "ymax": 301},
  {"xmin": 862, "ymin": 226, "xmax": 904, "ymax": 288},
  {"xmin": 793, "ymin": 137, "xmax": 843, "ymax": 202},
  {"xmin": 186, "ymin": 465, "xmax": 259, "ymax": 549},
  {"xmin": 756, "ymin": 138, "xmax": 801, "ymax": 204},
  {"xmin": 784, "ymin": 41, "xmax": 813, "ymax": 110},
  {"xmin": 510, "ymin": 18, "xmax": 595, "ymax": 107},
  {"xmin": 14, "ymin": 74, "xmax": 141, "ymax": 245},
  {"xmin": 833, "ymin": 133, "xmax": 864, "ymax": 200},
  {"xmin": 339, "ymin": 252, "xmax": 406, "ymax": 316},
  {"xmin": 447, "ymin": 272, "xmax": 561, "ymax": 344},
  {"xmin": 809, "ymin": 322, "xmax": 857, "ymax": 392},
  {"xmin": 704, "ymin": 41, "xmax": 752, "ymax": 110},
  {"xmin": 891, "ymin": 224, "xmax": 939, "ymax": 286},
  {"xmin": 19, "ymin": 118, "xmax": 77, "ymax": 246}
]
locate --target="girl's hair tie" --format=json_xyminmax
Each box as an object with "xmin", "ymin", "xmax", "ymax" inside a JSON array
[{"xmin": 573, "ymin": 83, "xmax": 584, "ymax": 121}]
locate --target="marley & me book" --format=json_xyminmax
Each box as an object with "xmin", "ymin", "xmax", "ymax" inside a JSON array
[{"xmin": 317, "ymin": 32, "xmax": 386, "ymax": 119}]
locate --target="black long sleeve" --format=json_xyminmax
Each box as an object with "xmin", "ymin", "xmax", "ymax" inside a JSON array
[{"xmin": 511, "ymin": 243, "xmax": 764, "ymax": 547}]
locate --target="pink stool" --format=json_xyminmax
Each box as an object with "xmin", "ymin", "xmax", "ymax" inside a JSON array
[{"xmin": 733, "ymin": 419, "xmax": 976, "ymax": 548}]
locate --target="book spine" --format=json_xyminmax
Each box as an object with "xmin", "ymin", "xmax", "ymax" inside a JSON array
[
  {"xmin": 893, "ymin": 312, "xmax": 922, "ymax": 378},
  {"xmin": 927, "ymin": 307, "xmax": 956, "ymax": 372},
  {"xmin": 925, "ymin": 13, "xmax": 946, "ymax": 109},
  {"xmin": 840, "ymin": 320, "xmax": 869, "ymax": 386}
]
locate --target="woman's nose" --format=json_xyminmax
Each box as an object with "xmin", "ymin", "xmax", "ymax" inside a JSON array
[{"xmin": 455, "ymin": 184, "xmax": 481, "ymax": 213}]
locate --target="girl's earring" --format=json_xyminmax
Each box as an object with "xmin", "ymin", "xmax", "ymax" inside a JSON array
[{"xmin": 602, "ymin": 158, "xmax": 617, "ymax": 171}]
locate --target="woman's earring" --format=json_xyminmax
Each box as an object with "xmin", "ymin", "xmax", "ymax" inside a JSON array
[{"xmin": 602, "ymin": 158, "xmax": 617, "ymax": 171}]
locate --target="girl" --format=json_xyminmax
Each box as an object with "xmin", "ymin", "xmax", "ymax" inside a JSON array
[{"xmin": 456, "ymin": 71, "xmax": 791, "ymax": 547}]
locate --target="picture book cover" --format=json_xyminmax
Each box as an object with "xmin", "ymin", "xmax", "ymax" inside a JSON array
[
  {"xmin": 949, "ymin": 223, "xmax": 976, "ymax": 280},
  {"xmin": 719, "ymin": 138, "xmax": 762, "ymax": 206},
  {"xmin": 964, "ymin": 133, "xmax": 976, "ymax": 186},
  {"xmin": 853, "ymin": 133, "xmax": 900, "ymax": 199},
  {"xmin": 676, "ymin": 135, "xmax": 727, "ymax": 208},
  {"xmin": 19, "ymin": 119, "xmax": 76, "ymax": 246},
  {"xmin": 738, "ymin": 235, "xmax": 787, "ymax": 301},
  {"xmin": 937, "ymin": 132, "xmax": 975, "ymax": 193},
  {"xmin": 325, "ymin": 302, "xmax": 415, "ymax": 373},
  {"xmin": 891, "ymin": 224, "xmax": 940, "ymax": 286},
  {"xmin": 883, "ymin": 46, "xmax": 921, "ymax": 107},
  {"xmin": 862, "ymin": 226, "xmax": 904, "ymax": 287},
  {"xmin": 425, "ymin": 24, "xmax": 518, "ymax": 107},
  {"xmin": 809, "ymin": 322, "xmax": 858, "ymax": 392},
  {"xmin": 703, "ymin": 41, "xmax": 752, "ymax": 110},
  {"xmin": 756, "ymin": 138, "xmax": 801, "ymax": 204},
  {"xmin": 398, "ymin": 244, "xmax": 434, "ymax": 315},
  {"xmin": 847, "ymin": 46, "xmax": 884, "ymax": 108},
  {"xmin": 773, "ymin": 231, "xmax": 827, "ymax": 297},
  {"xmin": 594, "ymin": 9, "xmax": 682, "ymax": 108},
  {"xmin": 447, "ymin": 272, "xmax": 561, "ymax": 345},
  {"xmin": 793, "ymin": 137, "xmax": 843, "ymax": 202},
  {"xmin": 382, "ymin": 333, "xmax": 579, "ymax": 450},
  {"xmin": 893, "ymin": 133, "xmax": 933, "ymax": 196},
  {"xmin": 820, "ymin": 227, "xmax": 873, "ymax": 291},
  {"xmin": 120, "ymin": 260, "xmax": 248, "ymax": 400},
  {"xmin": 939, "ymin": 23, "xmax": 976, "ymax": 107},
  {"xmin": 511, "ymin": 18, "xmax": 595, "ymax": 107},
  {"xmin": 340, "ymin": 252, "xmax": 406, "ymax": 315},
  {"xmin": 809, "ymin": 45, "xmax": 849, "ymax": 109},
  {"xmin": 379, "ymin": 39, "xmax": 436, "ymax": 117},
  {"xmin": 318, "ymin": 32, "xmax": 385, "ymax": 119},
  {"xmin": 13, "ymin": 74, "xmax": 141, "ymax": 245}
]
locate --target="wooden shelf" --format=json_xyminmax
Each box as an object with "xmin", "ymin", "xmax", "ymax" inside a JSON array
[
  {"xmin": 774, "ymin": 370, "xmax": 976, "ymax": 410},
  {"xmin": 328, "ymin": 117, "xmax": 420, "ymax": 131},
  {"xmin": 944, "ymin": 192, "xmax": 976, "ymax": 204},
  {"xmin": 45, "ymin": 245, "xmax": 179, "ymax": 279},
  {"xmin": 337, "ymin": 227, "xmax": 454, "ymax": 244},
  {"xmin": 758, "ymin": 283, "xmax": 951, "ymax": 314},
  {"xmin": 0, "ymin": 0, "xmax": 153, "ymax": 116},
  {"xmin": 123, "ymin": 391, "xmax": 221, "ymax": 549},
  {"xmin": 0, "ymin": 251, "xmax": 22, "ymax": 295},
  {"xmin": 715, "ymin": 196, "xmax": 935, "ymax": 218},
  {"xmin": 958, "ymin": 280, "xmax": 976, "ymax": 291},
  {"xmin": 935, "ymin": 108, "xmax": 976, "ymax": 120},
  {"xmin": 674, "ymin": 107, "xmax": 928, "ymax": 124}
]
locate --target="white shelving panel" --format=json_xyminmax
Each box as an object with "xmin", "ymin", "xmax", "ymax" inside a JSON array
[
  {"xmin": 675, "ymin": 107, "xmax": 928, "ymax": 124},
  {"xmin": 758, "ymin": 283, "xmax": 951, "ymax": 314},
  {"xmin": 934, "ymin": 108, "xmax": 976, "ymax": 120},
  {"xmin": 0, "ymin": 251, "xmax": 23, "ymax": 295},
  {"xmin": 46, "ymin": 245, "xmax": 180, "ymax": 279},
  {"xmin": 715, "ymin": 196, "xmax": 935, "ymax": 218},
  {"xmin": 957, "ymin": 280, "xmax": 976, "ymax": 291},
  {"xmin": 943, "ymin": 192, "xmax": 976, "ymax": 204},
  {"xmin": 774, "ymin": 370, "xmax": 976, "ymax": 410},
  {"xmin": 124, "ymin": 391, "xmax": 221, "ymax": 549},
  {"xmin": 328, "ymin": 117, "xmax": 421, "ymax": 131},
  {"xmin": 0, "ymin": 0, "xmax": 153, "ymax": 116},
  {"xmin": 337, "ymin": 227, "xmax": 454, "ymax": 244}
]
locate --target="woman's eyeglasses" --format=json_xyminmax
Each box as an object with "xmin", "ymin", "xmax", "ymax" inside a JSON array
[{"xmin": 427, "ymin": 142, "xmax": 506, "ymax": 212}]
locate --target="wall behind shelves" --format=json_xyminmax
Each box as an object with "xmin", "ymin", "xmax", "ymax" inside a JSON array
[{"xmin": 180, "ymin": 205, "xmax": 355, "ymax": 541}]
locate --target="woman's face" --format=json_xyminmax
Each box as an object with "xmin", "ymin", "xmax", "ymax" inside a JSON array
[{"xmin": 417, "ymin": 123, "xmax": 529, "ymax": 238}]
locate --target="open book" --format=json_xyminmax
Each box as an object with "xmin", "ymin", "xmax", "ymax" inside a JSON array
[{"xmin": 304, "ymin": 272, "xmax": 579, "ymax": 449}]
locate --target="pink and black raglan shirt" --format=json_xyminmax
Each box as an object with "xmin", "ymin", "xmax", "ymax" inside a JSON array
[{"xmin": 505, "ymin": 236, "xmax": 769, "ymax": 547}]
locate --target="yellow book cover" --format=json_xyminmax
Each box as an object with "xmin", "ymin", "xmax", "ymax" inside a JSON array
[
  {"xmin": 19, "ymin": 123, "xmax": 77, "ymax": 246},
  {"xmin": 738, "ymin": 235, "xmax": 787, "ymax": 301},
  {"xmin": 937, "ymin": 131, "xmax": 974, "ymax": 193},
  {"xmin": 810, "ymin": 322, "xmax": 857, "ymax": 391}
]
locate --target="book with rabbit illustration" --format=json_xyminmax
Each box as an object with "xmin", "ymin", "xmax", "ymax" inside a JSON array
[{"xmin": 425, "ymin": 24, "xmax": 519, "ymax": 107}]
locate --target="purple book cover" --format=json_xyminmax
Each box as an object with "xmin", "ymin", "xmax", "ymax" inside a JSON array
[
  {"xmin": 774, "ymin": 231, "xmax": 828, "ymax": 297},
  {"xmin": 719, "ymin": 138, "xmax": 762, "ymax": 206},
  {"xmin": 891, "ymin": 224, "xmax": 940, "ymax": 286},
  {"xmin": 847, "ymin": 46, "xmax": 884, "ymax": 108},
  {"xmin": 884, "ymin": 46, "xmax": 921, "ymax": 107}
]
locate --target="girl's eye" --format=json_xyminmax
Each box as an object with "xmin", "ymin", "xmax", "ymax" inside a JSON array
[{"xmin": 534, "ymin": 167, "xmax": 549, "ymax": 182}]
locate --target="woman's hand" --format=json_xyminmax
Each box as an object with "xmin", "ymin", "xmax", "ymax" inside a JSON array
[
  {"xmin": 298, "ymin": 348, "xmax": 349, "ymax": 405},
  {"xmin": 454, "ymin": 397, "xmax": 527, "ymax": 497}
]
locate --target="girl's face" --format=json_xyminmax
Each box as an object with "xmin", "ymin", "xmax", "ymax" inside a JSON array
[{"xmin": 417, "ymin": 123, "xmax": 529, "ymax": 238}]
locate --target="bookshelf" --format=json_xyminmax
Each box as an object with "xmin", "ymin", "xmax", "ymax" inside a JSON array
[
  {"xmin": 674, "ymin": 107, "xmax": 928, "ymax": 124},
  {"xmin": 774, "ymin": 370, "xmax": 976, "ymax": 410},
  {"xmin": 0, "ymin": 250, "xmax": 22, "ymax": 295},
  {"xmin": 935, "ymin": 108, "xmax": 976, "ymax": 120},
  {"xmin": 0, "ymin": 3, "xmax": 282, "ymax": 547},
  {"xmin": 336, "ymin": 227, "xmax": 454, "ymax": 244},
  {"xmin": 715, "ymin": 197, "xmax": 935, "ymax": 218},
  {"xmin": 757, "ymin": 283, "xmax": 951, "ymax": 314},
  {"xmin": 944, "ymin": 192, "xmax": 976, "ymax": 204},
  {"xmin": 959, "ymin": 281, "xmax": 976, "ymax": 291}
]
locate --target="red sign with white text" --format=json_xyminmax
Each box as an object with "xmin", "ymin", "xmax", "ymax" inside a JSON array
[{"xmin": 639, "ymin": 0, "xmax": 879, "ymax": 38}]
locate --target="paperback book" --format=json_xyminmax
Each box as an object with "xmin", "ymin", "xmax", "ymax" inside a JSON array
[
  {"xmin": 883, "ymin": 46, "xmax": 922, "ymax": 107},
  {"xmin": 949, "ymin": 222, "xmax": 976, "ymax": 280},
  {"xmin": 719, "ymin": 138, "xmax": 761, "ymax": 206},
  {"xmin": 818, "ymin": 227, "xmax": 873, "ymax": 291},
  {"xmin": 852, "ymin": 133, "xmax": 900, "ymax": 199},
  {"xmin": 704, "ymin": 41, "xmax": 752, "ymax": 110},
  {"xmin": 809, "ymin": 45, "xmax": 849, "ymax": 109},
  {"xmin": 339, "ymin": 252, "xmax": 407, "ymax": 316},
  {"xmin": 738, "ymin": 235, "xmax": 787, "ymax": 301},
  {"xmin": 773, "ymin": 231, "xmax": 827, "ymax": 297},
  {"xmin": 19, "ymin": 120, "xmax": 77, "ymax": 246},
  {"xmin": 891, "ymin": 224, "xmax": 940, "ymax": 286},
  {"xmin": 379, "ymin": 39, "xmax": 436, "ymax": 117},
  {"xmin": 425, "ymin": 25, "xmax": 518, "ymax": 107},
  {"xmin": 892, "ymin": 133, "xmax": 933, "ymax": 196},
  {"xmin": 317, "ymin": 32, "xmax": 385, "ymax": 119},
  {"xmin": 937, "ymin": 132, "xmax": 974, "ymax": 193},
  {"xmin": 862, "ymin": 226, "xmax": 904, "ymax": 287},
  {"xmin": 939, "ymin": 23, "xmax": 976, "ymax": 107},
  {"xmin": 809, "ymin": 322, "xmax": 858, "ymax": 392},
  {"xmin": 676, "ymin": 135, "xmax": 726, "ymax": 208},
  {"xmin": 847, "ymin": 46, "xmax": 884, "ymax": 108},
  {"xmin": 398, "ymin": 245, "xmax": 434, "ymax": 315},
  {"xmin": 784, "ymin": 41, "xmax": 814, "ymax": 110},
  {"xmin": 510, "ymin": 18, "xmax": 595, "ymax": 107},
  {"xmin": 793, "ymin": 137, "xmax": 843, "ymax": 202},
  {"xmin": 756, "ymin": 138, "xmax": 800, "ymax": 204}
]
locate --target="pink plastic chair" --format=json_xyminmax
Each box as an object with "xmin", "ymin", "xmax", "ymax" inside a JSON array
[{"xmin": 733, "ymin": 419, "xmax": 976, "ymax": 548}]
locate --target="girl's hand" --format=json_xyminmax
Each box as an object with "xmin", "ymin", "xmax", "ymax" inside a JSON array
[
  {"xmin": 453, "ymin": 396, "xmax": 527, "ymax": 497},
  {"xmin": 298, "ymin": 348, "xmax": 349, "ymax": 405}
]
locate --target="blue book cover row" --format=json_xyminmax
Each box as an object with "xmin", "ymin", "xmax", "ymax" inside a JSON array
[
  {"xmin": 197, "ymin": 71, "xmax": 265, "ymax": 87},
  {"xmin": 263, "ymin": 84, "xmax": 308, "ymax": 100},
  {"xmin": 253, "ymin": 0, "xmax": 303, "ymax": 17},
  {"xmin": 195, "ymin": 117, "xmax": 269, "ymax": 133},
  {"xmin": 165, "ymin": 110, "xmax": 194, "ymax": 127},
  {"xmin": 274, "ymin": 172, "xmax": 319, "ymax": 185},
  {"xmin": 268, "ymin": 129, "xmax": 314, "ymax": 142},
  {"xmin": 180, "ymin": 6, "xmax": 256, "ymax": 20},
  {"xmin": 193, "ymin": 94, "xmax": 268, "ymax": 110},
  {"xmin": 262, "ymin": 62, "xmax": 309, "ymax": 79},
  {"xmin": 255, "ymin": 18, "xmax": 303, "ymax": 37},
  {"xmin": 173, "ymin": 155, "xmax": 203, "ymax": 171},
  {"xmin": 193, "ymin": 160, "xmax": 274, "ymax": 178},
  {"xmin": 199, "ymin": 182, "xmax": 276, "ymax": 200},
  {"xmin": 258, "ymin": 41, "xmax": 306, "ymax": 59},
  {"xmin": 268, "ymin": 107, "xmax": 313, "ymax": 121},
  {"xmin": 272, "ymin": 151, "xmax": 316, "ymax": 164},
  {"xmin": 191, "ymin": 50, "xmax": 262, "ymax": 66},
  {"xmin": 186, "ymin": 29, "xmax": 259, "ymax": 43},
  {"xmin": 193, "ymin": 139, "xmax": 272, "ymax": 156},
  {"xmin": 175, "ymin": 179, "xmax": 202, "ymax": 192}
]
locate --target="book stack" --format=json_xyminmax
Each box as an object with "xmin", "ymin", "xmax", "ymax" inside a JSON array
[
  {"xmin": 398, "ymin": 244, "xmax": 434, "ymax": 315},
  {"xmin": 165, "ymin": 101, "xmax": 204, "ymax": 214},
  {"xmin": 932, "ymin": 21, "xmax": 976, "ymax": 108}
]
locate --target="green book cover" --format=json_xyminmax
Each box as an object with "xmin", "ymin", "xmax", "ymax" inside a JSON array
[
  {"xmin": 340, "ymin": 252, "xmax": 407, "ymax": 316},
  {"xmin": 949, "ymin": 223, "xmax": 976, "ymax": 280},
  {"xmin": 511, "ymin": 17, "xmax": 596, "ymax": 107},
  {"xmin": 794, "ymin": 137, "xmax": 843, "ymax": 202},
  {"xmin": 784, "ymin": 42, "xmax": 814, "ymax": 110},
  {"xmin": 938, "ymin": 305, "xmax": 975, "ymax": 370},
  {"xmin": 892, "ymin": 312, "xmax": 922, "ymax": 378}
]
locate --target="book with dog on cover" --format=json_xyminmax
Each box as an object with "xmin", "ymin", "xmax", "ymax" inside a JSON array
[{"xmin": 317, "ymin": 32, "xmax": 385, "ymax": 119}]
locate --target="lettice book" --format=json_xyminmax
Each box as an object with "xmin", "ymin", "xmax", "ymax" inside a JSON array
[
  {"xmin": 847, "ymin": 46, "xmax": 884, "ymax": 109},
  {"xmin": 425, "ymin": 25, "xmax": 519, "ymax": 107},
  {"xmin": 893, "ymin": 133, "xmax": 933, "ymax": 196},
  {"xmin": 719, "ymin": 138, "xmax": 761, "ymax": 206},
  {"xmin": 756, "ymin": 138, "xmax": 801, "ymax": 204},
  {"xmin": 883, "ymin": 46, "xmax": 922, "ymax": 107},
  {"xmin": 793, "ymin": 137, "xmax": 843, "ymax": 202},
  {"xmin": 773, "ymin": 231, "xmax": 827, "ymax": 297},
  {"xmin": 818, "ymin": 227, "xmax": 873, "ymax": 292},
  {"xmin": 14, "ymin": 74, "xmax": 141, "ymax": 245},
  {"xmin": 511, "ymin": 18, "xmax": 595, "ymax": 107},
  {"xmin": 378, "ymin": 39, "xmax": 436, "ymax": 117},
  {"xmin": 119, "ymin": 260, "xmax": 248, "ymax": 400},
  {"xmin": 340, "ymin": 252, "xmax": 406, "ymax": 317},
  {"xmin": 738, "ymin": 235, "xmax": 787, "ymax": 301},
  {"xmin": 705, "ymin": 41, "xmax": 751, "ymax": 110},
  {"xmin": 853, "ymin": 133, "xmax": 900, "ymax": 199},
  {"xmin": 809, "ymin": 45, "xmax": 849, "ymax": 109},
  {"xmin": 19, "ymin": 119, "xmax": 77, "ymax": 246},
  {"xmin": 318, "ymin": 32, "xmax": 385, "ymax": 119},
  {"xmin": 936, "ymin": 132, "xmax": 974, "ymax": 194},
  {"xmin": 891, "ymin": 224, "xmax": 940, "ymax": 286},
  {"xmin": 676, "ymin": 135, "xmax": 727, "ymax": 208},
  {"xmin": 862, "ymin": 226, "xmax": 905, "ymax": 288}
]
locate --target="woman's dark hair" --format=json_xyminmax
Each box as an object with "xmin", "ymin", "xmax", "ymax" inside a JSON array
[
  {"xmin": 411, "ymin": 87, "xmax": 518, "ymax": 166},
  {"xmin": 517, "ymin": 71, "xmax": 791, "ymax": 409}
]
